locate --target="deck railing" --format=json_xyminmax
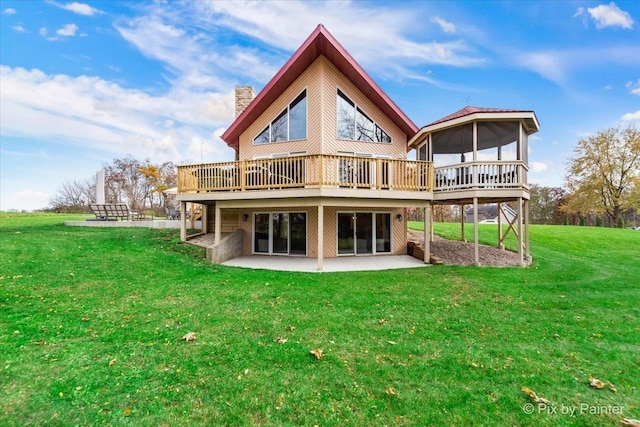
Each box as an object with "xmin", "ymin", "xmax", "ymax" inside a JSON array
[
  {"xmin": 434, "ymin": 161, "xmax": 528, "ymax": 191},
  {"xmin": 177, "ymin": 155, "xmax": 433, "ymax": 193}
]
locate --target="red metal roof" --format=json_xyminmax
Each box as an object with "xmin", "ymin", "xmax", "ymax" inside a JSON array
[
  {"xmin": 427, "ymin": 106, "xmax": 535, "ymax": 127},
  {"xmin": 221, "ymin": 24, "xmax": 419, "ymax": 151}
]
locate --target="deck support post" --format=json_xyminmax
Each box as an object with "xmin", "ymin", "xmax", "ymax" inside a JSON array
[
  {"xmin": 498, "ymin": 203, "xmax": 504, "ymax": 250},
  {"xmin": 317, "ymin": 204, "xmax": 324, "ymax": 272},
  {"xmin": 180, "ymin": 201, "xmax": 187, "ymax": 242},
  {"xmin": 424, "ymin": 206, "xmax": 431, "ymax": 264},
  {"xmin": 460, "ymin": 204, "xmax": 466, "ymax": 242},
  {"xmin": 473, "ymin": 197, "xmax": 480, "ymax": 266},
  {"xmin": 214, "ymin": 205, "xmax": 222, "ymax": 246},
  {"xmin": 202, "ymin": 204, "xmax": 209, "ymax": 234},
  {"xmin": 430, "ymin": 205, "xmax": 435, "ymax": 243},
  {"xmin": 517, "ymin": 197, "xmax": 524, "ymax": 266},
  {"xmin": 524, "ymin": 199, "xmax": 531, "ymax": 263}
]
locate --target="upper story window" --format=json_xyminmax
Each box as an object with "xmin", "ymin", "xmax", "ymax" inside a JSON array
[
  {"xmin": 254, "ymin": 90, "xmax": 307, "ymax": 144},
  {"xmin": 336, "ymin": 89, "xmax": 391, "ymax": 143}
]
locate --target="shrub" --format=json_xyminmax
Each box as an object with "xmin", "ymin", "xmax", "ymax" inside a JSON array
[{"xmin": 595, "ymin": 216, "xmax": 604, "ymax": 227}]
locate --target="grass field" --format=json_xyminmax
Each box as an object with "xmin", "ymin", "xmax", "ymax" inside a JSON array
[{"xmin": 1, "ymin": 213, "xmax": 638, "ymax": 426}]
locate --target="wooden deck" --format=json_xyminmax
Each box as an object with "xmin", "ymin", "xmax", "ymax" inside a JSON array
[{"xmin": 178, "ymin": 155, "xmax": 433, "ymax": 194}]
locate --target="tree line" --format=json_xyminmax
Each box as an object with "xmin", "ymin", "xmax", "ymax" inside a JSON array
[{"xmin": 48, "ymin": 156, "xmax": 177, "ymax": 215}]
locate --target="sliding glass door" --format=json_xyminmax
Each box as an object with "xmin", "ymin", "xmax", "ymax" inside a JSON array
[
  {"xmin": 254, "ymin": 212, "xmax": 306, "ymax": 255},
  {"xmin": 337, "ymin": 212, "xmax": 391, "ymax": 255}
]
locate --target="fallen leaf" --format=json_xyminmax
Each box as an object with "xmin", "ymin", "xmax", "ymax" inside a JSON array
[
  {"xmin": 108, "ymin": 359, "xmax": 117, "ymax": 367},
  {"xmin": 123, "ymin": 408, "xmax": 132, "ymax": 416},
  {"xmin": 275, "ymin": 337, "xmax": 288, "ymax": 344},
  {"xmin": 621, "ymin": 419, "xmax": 640, "ymax": 427},
  {"xmin": 521, "ymin": 386, "xmax": 550, "ymax": 405},
  {"xmin": 182, "ymin": 332, "xmax": 197, "ymax": 342},
  {"xmin": 588, "ymin": 376, "xmax": 616, "ymax": 392},
  {"xmin": 378, "ymin": 319, "xmax": 387, "ymax": 325},
  {"xmin": 286, "ymin": 325, "xmax": 296, "ymax": 332},
  {"xmin": 387, "ymin": 340, "xmax": 397, "ymax": 345},
  {"xmin": 386, "ymin": 387, "xmax": 396, "ymax": 396},
  {"xmin": 82, "ymin": 317, "xmax": 89, "ymax": 321},
  {"xmin": 310, "ymin": 348, "xmax": 324, "ymax": 360}
]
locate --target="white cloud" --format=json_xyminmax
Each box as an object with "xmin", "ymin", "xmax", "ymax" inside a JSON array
[
  {"xmin": 54, "ymin": 1, "xmax": 104, "ymax": 16},
  {"xmin": 13, "ymin": 190, "xmax": 50, "ymax": 211},
  {"xmin": 190, "ymin": 1, "xmax": 484, "ymax": 73},
  {"xmin": 531, "ymin": 162, "xmax": 548, "ymax": 173},
  {"xmin": 604, "ymin": 84, "xmax": 612, "ymax": 90},
  {"xmin": 12, "ymin": 25, "xmax": 26, "ymax": 32},
  {"xmin": 0, "ymin": 66, "xmax": 235, "ymax": 164},
  {"xmin": 432, "ymin": 16, "xmax": 457, "ymax": 34},
  {"xmin": 3, "ymin": 7, "xmax": 16, "ymax": 14},
  {"xmin": 56, "ymin": 23, "xmax": 79, "ymax": 37},
  {"xmin": 621, "ymin": 110, "xmax": 640, "ymax": 121},
  {"xmin": 626, "ymin": 79, "xmax": 640, "ymax": 95},
  {"xmin": 587, "ymin": 2, "xmax": 634, "ymax": 29},
  {"xmin": 514, "ymin": 46, "xmax": 640, "ymax": 85}
]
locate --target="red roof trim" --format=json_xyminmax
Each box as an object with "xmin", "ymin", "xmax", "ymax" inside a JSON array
[
  {"xmin": 221, "ymin": 24, "xmax": 418, "ymax": 151},
  {"xmin": 427, "ymin": 106, "xmax": 535, "ymax": 127}
]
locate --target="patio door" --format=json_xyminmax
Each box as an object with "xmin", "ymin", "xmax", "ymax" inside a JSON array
[
  {"xmin": 337, "ymin": 212, "xmax": 390, "ymax": 255},
  {"xmin": 254, "ymin": 212, "xmax": 307, "ymax": 255}
]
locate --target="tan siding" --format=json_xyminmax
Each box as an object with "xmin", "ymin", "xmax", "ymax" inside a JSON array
[
  {"xmin": 239, "ymin": 60, "xmax": 324, "ymax": 160},
  {"xmin": 206, "ymin": 206, "xmax": 240, "ymax": 233},
  {"xmin": 320, "ymin": 56, "xmax": 408, "ymax": 158}
]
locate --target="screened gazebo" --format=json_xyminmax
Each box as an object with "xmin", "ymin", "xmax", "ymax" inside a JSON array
[{"xmin": 409, "ymin": 106, "xmax": 540, "ymax": 266}]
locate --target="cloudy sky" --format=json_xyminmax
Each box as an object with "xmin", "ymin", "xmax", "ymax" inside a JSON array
[{"xmin": 1, "ymin": 1, "xmax": 639, "ymax": 211}]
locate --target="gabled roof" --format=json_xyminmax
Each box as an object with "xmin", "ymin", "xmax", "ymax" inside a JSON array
[{"xmin": 221, "ymin": 24, "xmax": 419, "ymax": 151}]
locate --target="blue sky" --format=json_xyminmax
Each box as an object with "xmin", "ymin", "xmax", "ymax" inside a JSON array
[{"xmin": 1, "ymin": 0, "xmax": 639, "ymax": 211}]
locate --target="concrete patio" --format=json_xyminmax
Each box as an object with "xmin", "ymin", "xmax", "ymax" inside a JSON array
[{"xmin": 222, "ymin": 255, "xmax": 428, "ymax": 273}]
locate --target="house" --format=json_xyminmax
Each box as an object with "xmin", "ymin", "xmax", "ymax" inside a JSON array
[
  {"xmin": 465, "ymin": 204, "xmax": 517, "ymax": 224},
  {"xmin": 176, "ymin": 25, "xmax": 539, "ymax": 269}
]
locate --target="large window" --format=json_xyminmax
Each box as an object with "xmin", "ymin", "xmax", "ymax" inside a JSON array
[
  {"xmin": 253, "ymin": 212, "xmax": 307, "ymax": 255},
  {"xmin": 336, "ymin": 89, "xmax": 391, "ymax": 143},
  {"xmin": 337, "ymin": 212, "xmax": 391, "ymax": 255},
  {"xmin": 254, "ymin": 90, "xmax": 307, "ymax": 144}
]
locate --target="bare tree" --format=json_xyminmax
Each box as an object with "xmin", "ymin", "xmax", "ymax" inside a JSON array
[
  {"xmin": 48, "ymin": 177, "xmax": 96, "ymax": 212},
  {"xmin": 564, "ymin": 125, "xmax": 640, "ymax": 227}
]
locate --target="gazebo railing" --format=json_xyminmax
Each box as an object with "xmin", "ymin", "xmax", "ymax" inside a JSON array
[{"xmin": 434, "ymin": 161, "xmax": 528, "ymax": 191}]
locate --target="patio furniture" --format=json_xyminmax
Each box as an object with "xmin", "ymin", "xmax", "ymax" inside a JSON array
[
  {"xmin": 89, "ymin": 203, "xmax": 145, "ymax": 221},
  {"xmin": 166, "ymin": 206, "xmax": 179, "ymax": 220}
]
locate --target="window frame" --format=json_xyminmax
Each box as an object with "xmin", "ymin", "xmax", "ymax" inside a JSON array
[
  {"xmin": 253, "ymin": 89, "xmax": 307, "ymax": 145},
  {"xmin": 336, "ymin": 88, "xmax": 392, "ymax": 144}
]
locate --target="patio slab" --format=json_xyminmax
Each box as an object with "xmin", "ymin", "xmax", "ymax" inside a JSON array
[{"xmin": 222, "ymin": 255, "xmax": 428, "ymax": 273}]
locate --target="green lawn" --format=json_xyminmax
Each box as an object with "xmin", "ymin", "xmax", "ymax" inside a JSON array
[{"xmin": 1, "ymin": 213, "xmax": 638, "ymax": 426}]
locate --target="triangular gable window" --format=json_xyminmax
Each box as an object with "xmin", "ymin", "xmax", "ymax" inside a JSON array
[
  {"xmin": 253, "ymin": 90, "xmax": 307, "ymax": 144},
  {"xmin": 336, "ymin": 89, "xmax": 391, "ymax": 143}
]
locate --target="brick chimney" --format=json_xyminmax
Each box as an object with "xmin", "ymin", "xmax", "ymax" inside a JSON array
[{"xmin": 235, "ymin": 86, "xmax": 256, "ymax": 118}]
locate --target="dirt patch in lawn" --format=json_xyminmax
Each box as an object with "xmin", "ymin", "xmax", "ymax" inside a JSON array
[{"xmin": 407, "ymin": 229, "xmax": 525, "ymax": 267}]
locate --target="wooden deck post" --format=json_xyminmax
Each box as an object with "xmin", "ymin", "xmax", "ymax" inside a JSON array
[
  {"xmin": 498, "ymin": 202, "xmax": 504, "ymax": 250},
  {"xmin": 524, "ymin": 199, "xmax": 531, "ymax": 262},
  {"xmin": 517, "ymin": 197, "xmax": 524, "ymax": 265},
  {"xmin": 460, "ymin": 204, "xmax": 466, "ymax": 242},
  {"xmin": 214, "ymin": 205, "xmax": 222, "ymax": 246},
  {"xmin": 317, "ymin": 205, "xmax": 324, "ymax": 272},
  {"xmin": 180, "ymin": 201, "xmax": 187, "ymax": 242},
  {"xmin": 202, "ymin": 204, "xmax": 208, "ymax": 234},
  {"xmin": 424, "ymin": 206, "xmax": 431, "ymax": 264},
  {"xmin": 473, "ymin": 197, "xmax": 479, "ymax": 266}
]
